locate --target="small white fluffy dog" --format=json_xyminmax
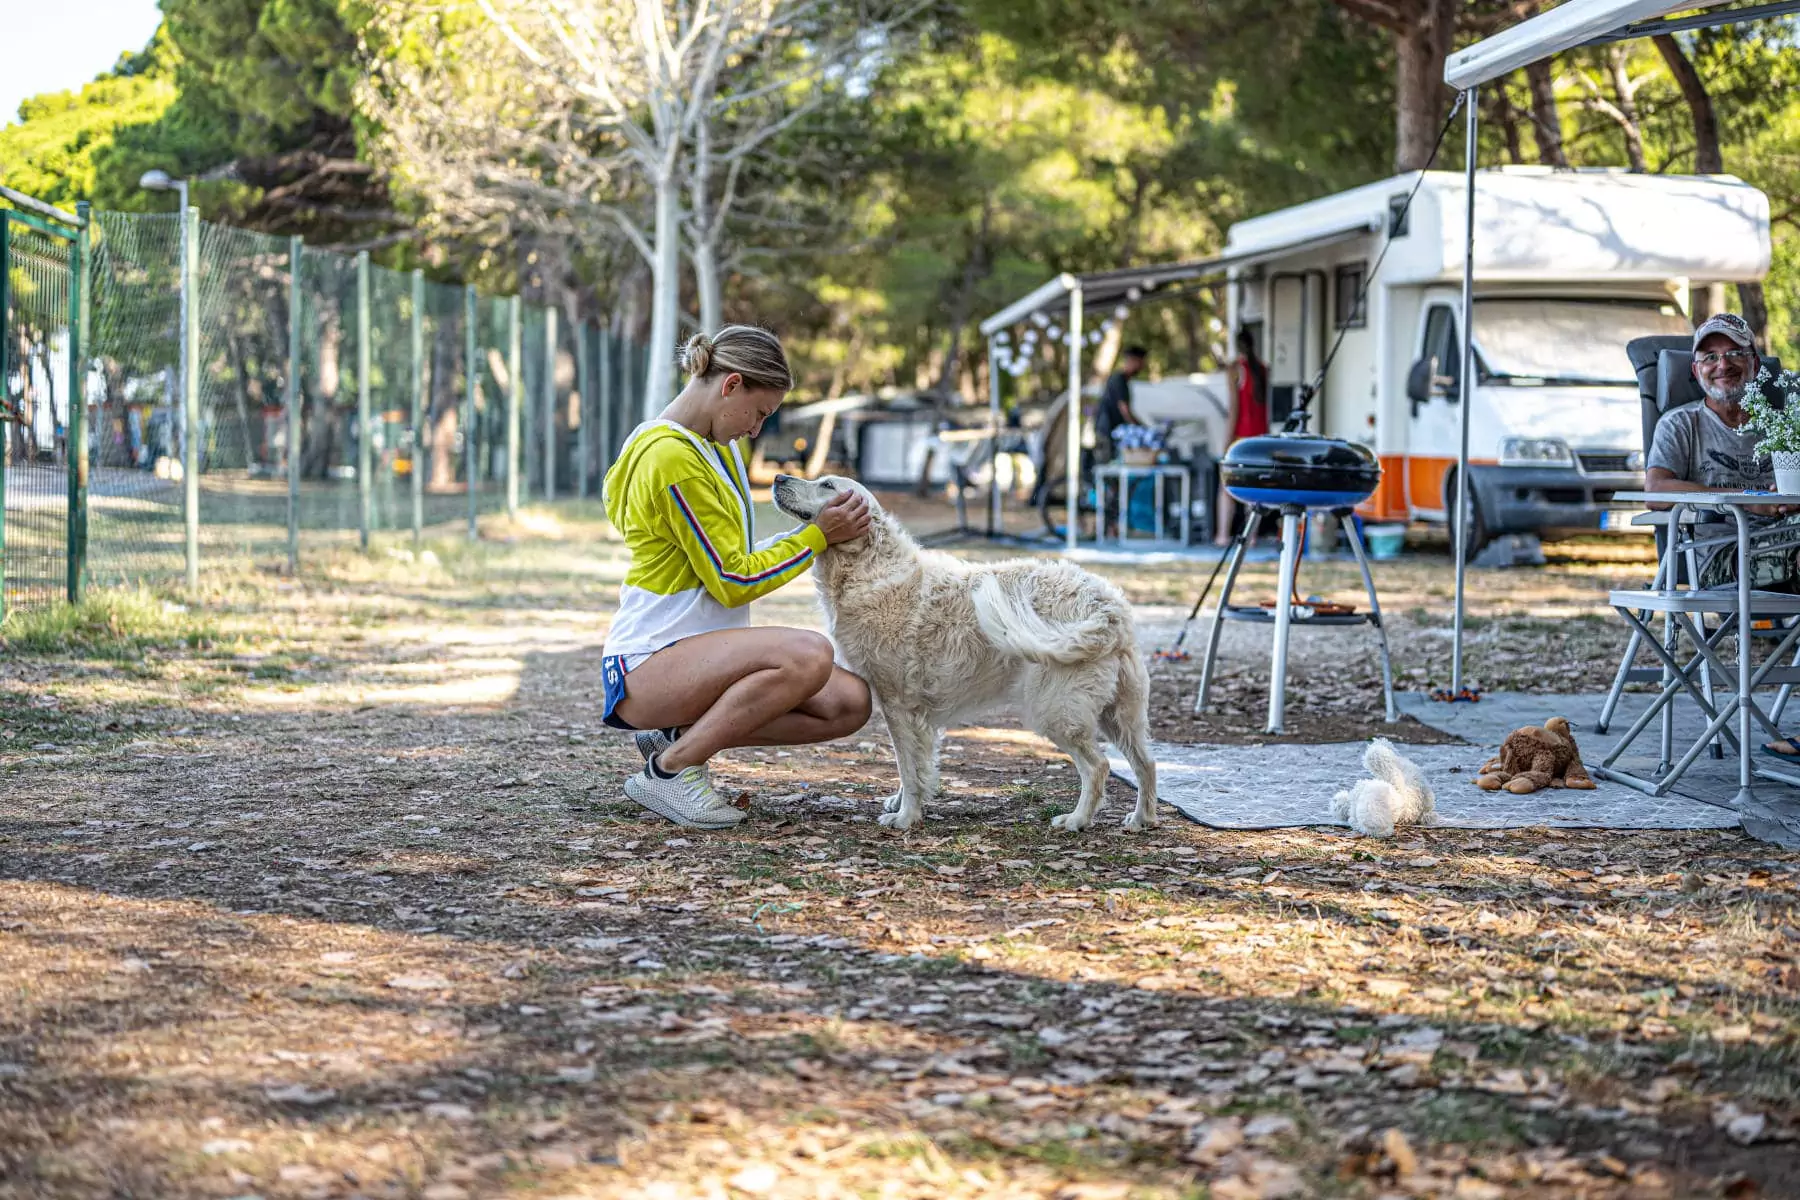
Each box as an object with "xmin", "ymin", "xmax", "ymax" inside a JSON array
[
  {"xmin": 771, "ymin": 474, "xmax": 1158, "ymax": 833},
  {"xmin": 1331, "ymin": 738, "xmax": 1436, "ymax": 838}
]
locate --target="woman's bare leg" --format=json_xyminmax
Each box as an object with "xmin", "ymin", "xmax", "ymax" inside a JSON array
[{"xmin": 612, "ymin": 627, "xmax": 870, "ymax": 771}]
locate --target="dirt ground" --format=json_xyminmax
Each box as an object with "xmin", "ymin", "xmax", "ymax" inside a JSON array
[{"xmin": 2, "ymin": 499, "xmax": 1797, "ymax": 1200}]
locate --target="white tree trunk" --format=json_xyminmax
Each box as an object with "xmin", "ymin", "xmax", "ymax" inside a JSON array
[
  {"xmin": 644, "ymin": 173, "xmax": 682, "ymax": 420},
  {"xmin": 693, "ymin": 238, "xmax": 722, "ymax": 336}
]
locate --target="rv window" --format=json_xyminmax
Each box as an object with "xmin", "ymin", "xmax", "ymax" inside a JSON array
[
  {"xmin": 1422, "ymin": 306, "xmax": 1461, "ymax": 388},
  {"xmin": 1334, "ymin": 263, "xmax": 1367, "ymax": 330},
  {"xmin": 1473, "ymin": 299, "xmax": 1691, "ymax": 385}
]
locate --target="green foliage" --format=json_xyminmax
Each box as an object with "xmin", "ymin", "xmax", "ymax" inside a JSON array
[
  {"xmin": 2, "ymin": 0, "xmax": 1798, "ymax": 395},
  {"xmin": 0, "ymin": 38, "xmax": 176, "ymax": 208}
]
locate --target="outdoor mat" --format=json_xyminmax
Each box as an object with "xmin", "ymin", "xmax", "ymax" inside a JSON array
[{"xmin": 1107, "ymin": 741, "xmax": 1741, "ymax": 832}]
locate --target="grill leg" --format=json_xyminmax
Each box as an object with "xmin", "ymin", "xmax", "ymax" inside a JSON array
[
  {"xmin": 1195, "ymin": 516, "xmax": 1252, "ymax": 715},
  {"xmin": 1341, "ymin": 512, "xmax": 1398, "ymax": 723},
  {"xmin": 1267, "ymin": 508, "xmax": 1302, "ymax": 736}
]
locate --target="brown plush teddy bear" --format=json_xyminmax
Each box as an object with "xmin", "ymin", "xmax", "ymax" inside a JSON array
[{"xmin": 1475, "ymin": 717, "xmax": 1596, "ymax": 795}]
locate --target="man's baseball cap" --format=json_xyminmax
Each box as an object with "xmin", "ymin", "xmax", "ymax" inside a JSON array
[{"xmin": 1693, "ymin": 312, "xmax": 1756, "ymax": 350}]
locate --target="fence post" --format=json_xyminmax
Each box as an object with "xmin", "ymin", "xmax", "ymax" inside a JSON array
[
  {"xmin": 464, "ymin": 284, "xmax": 478, "ymax": 541},
  {"xmin": 0, "ymin": 217, "xmax": 9, "ymax": 620},
  {"xmin": 181, "ymin": 205, "xmax": 199, "ymax": 590},
  {"xmin": 576, "ymin": 320, "xmax": 592, "ymax": 499},
  {"xmin": 286, "ymin": 236, "xmax": 302, "ymax": 573},
  {"xmin": 597, "ymin": 325, "xmax": 613, "ymax": 489},
  {"xmin": 506, "ymin": 295, "xmax": 521, "ymax": 517},
  {"xmin": 356, "ymin": 250, "xmax": 372, "ymax": 550},
  {"xmin": 543, "ymin": 305, "xmax": 557, "ymax": 501},
  {"xmin": 66, "ymin": 202, "xmax": 90, "ymax": 603},
  {"xmin": 410, "ymin": 269, "xmax": 424, "ymax": 549}
]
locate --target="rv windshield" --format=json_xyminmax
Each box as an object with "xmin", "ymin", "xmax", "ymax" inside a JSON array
[{"xmin": 1474, "ymin": 299, "xmax": 1692, "ymax": 385}]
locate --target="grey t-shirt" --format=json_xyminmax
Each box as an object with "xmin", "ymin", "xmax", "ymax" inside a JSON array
[
  {"xmin": 1648, "ymin": 401, "xmax": 1775, "ymax": 583},
  {"xmin": 1648, "ymin": 401, "xmax": 1771, "ymax": 490}
]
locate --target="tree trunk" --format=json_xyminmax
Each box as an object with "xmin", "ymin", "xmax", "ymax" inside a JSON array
[
  {"xmin": 1486, "ymin": 84, "xmax": 1525, "ymax": 164},
  {"xmin": 932, "ymin": 203, "xmax": 993, "ymax": 396},
  {"xmin": 689, "ymin": 118, "xmax": 723, "ymax": 336},
  {"xmin": 1391, "ymin": 0, "xmax": 1456, "ymax": 171},
  {"xmin": 1525, "ymin": 59, "xmax": 1567, "ymax": 166},
  {"xmin": 1605, "ymin": 46, "xmax": 1647, "ymax": 172},
  {"xmin": 1654, "ymin": 33, "xmax": 1722, "ymax": 174},
  {"xmin": 644, "ymin": 170, "xmax": 681, "ymax": 421},
  {"xmin": 1652, "ymin": 32, "xmax": 1763, "ymax": 334}
]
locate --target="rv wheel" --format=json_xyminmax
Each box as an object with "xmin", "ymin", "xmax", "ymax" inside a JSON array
[{"xmin": 1446, "ymin": 472, "xmax": 1491, "ymax": 560}]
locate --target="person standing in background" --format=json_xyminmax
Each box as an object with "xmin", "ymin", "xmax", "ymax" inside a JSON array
[
  {"xmin": 1094, "ymin": 345, "xmax": 1148, "ymax": 464},
  {"xmin": 1214, "ymin": 328, "xmax": 1269, "ymax": 546}
]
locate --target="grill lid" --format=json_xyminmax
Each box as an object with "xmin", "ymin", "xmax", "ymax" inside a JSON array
[{"xmin": 1220, "ymin": 434, "xmax": 1381, "ymax": 509}]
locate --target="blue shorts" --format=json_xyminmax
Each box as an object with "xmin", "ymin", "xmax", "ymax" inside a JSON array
[{"xmin": 601, "ymin": 652, "xmax": 652, "ymax": 730}]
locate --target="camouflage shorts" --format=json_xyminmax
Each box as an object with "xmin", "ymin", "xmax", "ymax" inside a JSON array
[{"xmin": 1698, "ymin": 512, "xmax": 1800, "ymax": 591}]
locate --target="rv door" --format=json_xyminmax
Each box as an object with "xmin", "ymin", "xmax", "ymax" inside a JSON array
[{"xmin": 1404, "ymin": 295, "xmax": 1462, "ymax": 518}]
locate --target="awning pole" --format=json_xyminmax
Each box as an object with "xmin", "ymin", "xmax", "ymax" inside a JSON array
[
  {"xmin": 1451, "ymin": 84, "xmax": 1479, "ymax": 695},
  {"xmin": 1065, "ymin": 286, "xmax": 1084, "ymax": 553},
  {"xmin": 986, "ymin": 334, "xmax": 1002, "ymax": 536}
]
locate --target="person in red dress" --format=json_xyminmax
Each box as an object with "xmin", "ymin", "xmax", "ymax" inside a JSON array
[{"xmin": 1214, "ymin": 328, "xmax": 1270, "ymax": 546}]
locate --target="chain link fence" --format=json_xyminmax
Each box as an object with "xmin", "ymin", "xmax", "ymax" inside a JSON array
[{"xmin": 4, "ymin": 196, "xmax": 650, "ymax": 610}]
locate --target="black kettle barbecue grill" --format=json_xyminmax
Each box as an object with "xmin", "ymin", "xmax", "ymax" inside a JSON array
[{"xmin": 1196, "ymin": 430, "xmax": 1397, "ymax": 736}]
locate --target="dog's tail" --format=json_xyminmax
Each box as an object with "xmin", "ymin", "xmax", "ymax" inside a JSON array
[
  {"xmin": 971, "ymin": 575, "xmax": 1117, "ymax": 665},
  {"xmin": 1363, "ymin": 737, "xmax": 1434, "ymax": 810}
]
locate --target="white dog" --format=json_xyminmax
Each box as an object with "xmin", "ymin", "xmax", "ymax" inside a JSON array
[
  {"xmin": 1330, "ymin": 738, "xmax": 1436, "ymax": 838},
  {"xmin": 771, "ymin": 474, "xmax": 1158, "ymax": 833}
]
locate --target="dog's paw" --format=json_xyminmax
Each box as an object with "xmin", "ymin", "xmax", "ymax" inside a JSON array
[
  {"xmin": 881, "ymin": 791, "xmax": 903, "ymax": 814},
  {"xmin": 1049, "ymin": 811, "xmax": 1091, "ymax": 833},
  {"xmin": 878, "ymin": 808, "xmax": 922, "ymax": 831},
  {"xmin": 1122, "ymin": 807, "xmax": 1159, "ymax": 832}
]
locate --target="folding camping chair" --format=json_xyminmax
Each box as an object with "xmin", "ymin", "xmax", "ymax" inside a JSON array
[{"xmin": 1596, "ymin": 339, "xmax": 1794, "ymax": 775}]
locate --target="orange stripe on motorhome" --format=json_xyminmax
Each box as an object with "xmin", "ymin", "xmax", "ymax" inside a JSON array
[{"xmin": 1357, "ymin": 455, "xmax": 1410, "ymax": 521}]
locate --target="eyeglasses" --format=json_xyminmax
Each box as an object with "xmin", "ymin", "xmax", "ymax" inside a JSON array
[{"xmin": 1696, "ymin": 349, "xmax": 1756, "ymax": 366}]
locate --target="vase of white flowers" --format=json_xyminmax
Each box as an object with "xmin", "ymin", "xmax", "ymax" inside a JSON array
[{"xmin": 1741, "ymin": 367, "xmax": 1800, "ymax": 494}]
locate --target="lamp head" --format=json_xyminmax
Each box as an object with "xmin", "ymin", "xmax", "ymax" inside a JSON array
[{"xmin": 138, "ymin": 169, "xmax": 174, "ymax": 191}]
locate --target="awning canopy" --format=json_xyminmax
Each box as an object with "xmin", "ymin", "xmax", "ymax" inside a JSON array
[
  {"xmin": 1445, "ymin": 0, "xmax": 1742, "ymax": 89},
  {"xmin": 977, "ymin": 219, "xmax": 1380, "ymax": 338}
]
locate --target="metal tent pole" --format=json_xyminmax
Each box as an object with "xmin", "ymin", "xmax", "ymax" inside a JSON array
[
  {"xmin": 1064, "ymin": 287, "xmax": 1083, "ymax": 553},
  {"xmin": 1451, "ymin": 84, "xmax": 1480, "ymax": 695}
]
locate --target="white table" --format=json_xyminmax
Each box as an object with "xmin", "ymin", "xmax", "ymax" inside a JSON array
[
  {"xmin": 1092, "ymin": 463, "xmax": 1192, "ymax": 546},
  {"xmin": 1603, "ymin": 491, "xmax": 1800, "ymax": 847}
]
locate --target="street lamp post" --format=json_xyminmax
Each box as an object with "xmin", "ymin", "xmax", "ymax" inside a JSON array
[{"xmin": 139, "ymin": 169, "xmax": 198, "ymax": 588}]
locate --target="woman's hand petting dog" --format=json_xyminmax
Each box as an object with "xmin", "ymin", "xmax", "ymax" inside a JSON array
[{"xmin": 815, "ymin": 490, "xmax": 871, "ymax": 544}]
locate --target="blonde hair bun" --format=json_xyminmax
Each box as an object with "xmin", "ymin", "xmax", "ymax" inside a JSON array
[
  {"xmin": 682, "ymin": 333, "xmax": 715, "ymax": 378},
  {"xmin": 679, "ymin": 324, "xmax": 793, "ymax": 393}
]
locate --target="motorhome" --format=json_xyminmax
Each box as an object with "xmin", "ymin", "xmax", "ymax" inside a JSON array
[{"xmin": 1222, "ymin": 166, "xmax": 1771, "ymax": 547}]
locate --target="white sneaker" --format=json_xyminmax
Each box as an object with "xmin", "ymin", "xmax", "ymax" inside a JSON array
[{"xmin": 624, "ymin": 763, "xmax": 745, "ymax": 829}]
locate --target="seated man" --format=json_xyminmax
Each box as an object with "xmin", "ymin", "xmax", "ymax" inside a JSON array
[
  {"xmin": 1647, "ymin": 312, "xmax": 1800, "ymax": 759},
  {"xmin": 1647, "ymin": 312, "xmax": 1800, "ymax": 592}
]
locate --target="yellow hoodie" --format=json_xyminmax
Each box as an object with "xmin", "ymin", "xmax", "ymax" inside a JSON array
[{"xmin": 600, "ymin": 420, "xmax": 826, "ymax": 659}]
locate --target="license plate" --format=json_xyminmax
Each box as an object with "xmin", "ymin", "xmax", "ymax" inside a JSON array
[{"xmin": 1600, "ymin": 508, "xmax": 1645, "ymax": 531}]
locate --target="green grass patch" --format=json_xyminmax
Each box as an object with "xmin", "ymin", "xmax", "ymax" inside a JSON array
[{"xmin": 0, "ymin": 588, "xmax": 217, "ymax": 658}]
